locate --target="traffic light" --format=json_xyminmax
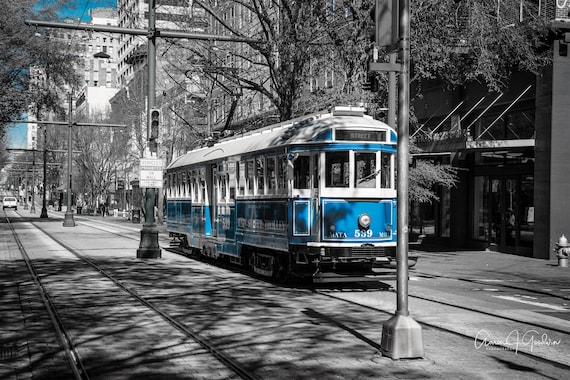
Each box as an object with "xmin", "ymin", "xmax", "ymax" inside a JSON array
[
  {"xmin": 362, "ymin": 73, "xmax": 379, "ymax": 92},
  {"xmin": 372, "ymin": 0, "xmax": 399, "ymax": 48},
  {"xmin": 150, "ymin": 108, "xmax": 160, "ymax": 139},
  {"xmin": 149, "ymin": 108, "xmax": 160, "ymax": 152}
]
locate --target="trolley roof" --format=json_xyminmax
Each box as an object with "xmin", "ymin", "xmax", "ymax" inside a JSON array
[{"xmin": 168, "ymin": 108, "xmax": 396, "ymax": 170}]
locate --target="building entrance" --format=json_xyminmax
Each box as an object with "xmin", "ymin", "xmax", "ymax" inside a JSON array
[{"xmin": 473, "ymin": 175, "xmax": 533, "ymax": 256}]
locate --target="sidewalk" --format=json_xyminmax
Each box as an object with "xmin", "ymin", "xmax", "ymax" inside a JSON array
[
  {"xmin": 3, "ymin": 209, "xmax": 569, "ymax": 379},
  {"xmin": 410, "ymin": 246, "xmax": 570, "ymax": 300}
]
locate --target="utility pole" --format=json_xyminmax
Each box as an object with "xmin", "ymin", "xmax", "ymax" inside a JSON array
[
  {"xmin": 370, "ymin": 0, "xmax": 423, "ymax": 359},
  {"xmin": 63, "ymin": 92, "xmax": 75, "ymax": 227},
  {"xmin": 381, "ymin": 0, "xmax": 423, "ymax": 359},
  {"xmin": 31, "ymin": 150, "xmax": 36, "ymax": 213},
  {"xmin": 40, "ymin": 125, "xmax": 48, "ymax": 218},
  {"xmin": 136, "ymin": 0, "xmax": 161, "ymax": 258}
]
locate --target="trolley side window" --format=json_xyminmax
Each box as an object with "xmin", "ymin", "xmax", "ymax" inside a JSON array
[
  {"xmin": 293, "ymin": 155, "xmax": 310, "ymax": 189},
  {"xmin": 326, "ymin": 151, "xmax": 349, "ymax": 187},
  {"xmin": 256, "ymin": 157, "xmax": 265, "ymax": 194},
  {"xmin": 228, "ymin": 161, "xmax": 236, "ymax": 200},
  {"xmin": 314, "ymin": 155, "xmax": 319, "ymax": 189},
  {"xmin": 381, "ymin": 152, "xmax": 394, "ymax": 189},
  {"xmin": 355, "ymin": 152, "xmax": 377, "ymax": 188},
  {"xmin": 246, "ymin": 160, "xmax": 254, "ymax": 195},
  {"xmin": 267, "ymin": 157, "xmax": 276, "ymax": 192},
  {"xmin": 277, "ymin": 155, "xmax": 287, "ymax": 192},
  {"xmin": 238, "ymin": 161, "xmax": 246, "ymax": 196}
]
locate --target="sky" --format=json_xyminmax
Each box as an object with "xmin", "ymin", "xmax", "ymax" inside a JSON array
[
  {"xmin": 7, "ymin": 1, "xmax": 117, "ymax": 148},
  {"xmin": 57, "ymin": 0, "xmax": 117, "ymax": 22}
]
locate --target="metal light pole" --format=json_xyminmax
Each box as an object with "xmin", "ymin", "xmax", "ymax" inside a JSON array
[
  {"xmin": 40, "ymin": 125, "xmax": 49, "ymax": 218},
  {"xmin": 137, "ymin": 0, "xmax": 161, "ymax": 258},
  {"xmin": 379, "ymin": 0, "xmax": 424, "ymax": 359},
  {"xmin": 24, "ymin": 166, "xmax": 29, "ymax": 210},
  {"xmin": 30, "ymin": 151, "xmax": 36, "ymax": 213},
  {"xmin": 63, "ymin": 92, "xmax": 76, "ymax": 227}
]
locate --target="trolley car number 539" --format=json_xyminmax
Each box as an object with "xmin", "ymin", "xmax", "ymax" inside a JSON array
[{"xmin": 354, "ymin": 229, "xmax": 374, "ymax": 238}]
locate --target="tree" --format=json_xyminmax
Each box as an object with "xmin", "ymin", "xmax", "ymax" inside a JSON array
[
  {"xmin": 187, "ymin": 0, "xmax": 339, "ymax": 124},
  {"xmin": 411, "ymin": 0, "xmax": 551, "ymax": 92},
  {"xmin": 73, "ymin": 122, "xmax": 130, "ymax": 209},
  {"xmin": 161, "ymin": 1, "xmax": 548, "ymax": 204},
  {"xmin": 0, "ymin": 0, "xmax": 80, "ymax": 132}
]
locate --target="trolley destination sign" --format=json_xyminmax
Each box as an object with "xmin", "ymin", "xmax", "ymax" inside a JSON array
[{"xmin": 139, "ymin": 158, "xmax": 163, "ymax": 188}]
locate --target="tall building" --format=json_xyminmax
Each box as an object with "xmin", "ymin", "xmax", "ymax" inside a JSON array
[
  {"xmin": 75, "ymin": 8, "xmax": 121, "ymax": 121},
  {"xmin": 117, "ymin": 0, "xmax": 203, "ymax": 87},
  {"xmin": 410, "ymin": 0, "xmax": 570, "ymax": 259},
  {"xmin": 112, "ymin": 0, "xmax": 208, "ymax": 161}
]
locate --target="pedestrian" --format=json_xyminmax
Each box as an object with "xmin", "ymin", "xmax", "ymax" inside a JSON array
[
  {"xmin": 76, "ymin": 199, "xmax": 83, "ymax": 215},
  {"xmin": 101, "ymin": 202, "xmax": 106, "ymax": 217},
  {"xmin": 506, "ymin": 208, "xmax": 516, "ymax": 245}
]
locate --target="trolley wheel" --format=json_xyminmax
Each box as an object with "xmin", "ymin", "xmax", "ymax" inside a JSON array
[{"xmin": 274, "ymin": 254, "xmax": 291, "ymax": 284}]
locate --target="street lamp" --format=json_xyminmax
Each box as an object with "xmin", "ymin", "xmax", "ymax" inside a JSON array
[
  {"xmin": 40, "ymin": 125, "xmax": 48, "ymax": 218},
  {"xmin": 63, "ymin": 92, "xmax": 75, "ymax": 227}
]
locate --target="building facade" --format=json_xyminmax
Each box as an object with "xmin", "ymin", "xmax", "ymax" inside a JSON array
[
  {"xmin": 412, "ymin": 0, "xmax": 570, "ymax": 260},
  {"xmin": 75, "ymin": 8, "xmax": 121, "ymax": 120}
]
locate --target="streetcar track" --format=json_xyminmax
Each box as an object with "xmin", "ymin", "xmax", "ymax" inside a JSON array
[
  {"xmin": 13, "ymin": 212, "xmax": 570, "ymax": 371},
  {"xmin": 412, "ymin": 270, "xmax": 570, "ymax": 301},
  {"xmin": 5, "ymin": 214, "xmax": 89, "ymax": 380},
  {"xmin": 13, "ymin": 214, "xmax": 261, "ymax": 380}
]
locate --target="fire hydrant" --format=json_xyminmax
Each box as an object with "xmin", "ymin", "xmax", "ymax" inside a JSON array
[{"xmin": 554, "ymin": 234, "xmax": 570, "ymax": 267}]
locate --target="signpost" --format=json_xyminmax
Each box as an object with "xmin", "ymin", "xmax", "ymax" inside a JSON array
[{"xmin": 139, "ymin": 158, "xmax": 163, "ymax": 189}]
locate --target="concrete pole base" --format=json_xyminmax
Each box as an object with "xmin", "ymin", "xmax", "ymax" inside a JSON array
[
  {"xmin": 63, "ymin": 211, "xmax": 76, "ymax": 227},
  {"xmin": 380, "ymin": 313, "xmax": 424, "ymax": 359},
  {"xmin": 136, "ymin": 224, "xmax": 161, "ymax": 258}
]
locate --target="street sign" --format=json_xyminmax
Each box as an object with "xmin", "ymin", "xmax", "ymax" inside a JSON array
[{"xmin": 139, "ymin": 158, "xmax": 163, "ymax": 188}]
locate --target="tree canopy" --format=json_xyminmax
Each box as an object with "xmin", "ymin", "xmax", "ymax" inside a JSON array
[{"xmin": 0, "ymin": 0, "xmax": 80, "ymax": 132}]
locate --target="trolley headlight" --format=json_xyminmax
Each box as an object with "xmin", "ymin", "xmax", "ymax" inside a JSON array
[{"xmin": 358, "ymin": 213, "xmax": 371, "ymax": 230}]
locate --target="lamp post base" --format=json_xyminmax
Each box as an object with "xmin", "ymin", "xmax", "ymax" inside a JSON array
[
  {"xmin": 63, "ymin": 211, "xmax": 76, "ymax": 227},
  {"xmin": 136, "ymin": 223, "xmax": 161, "ymax": 258},
  {"xmin": 40, "ymin": 207, "xmax": 49, "ymax": 219},
  {"xmin": 380, "ymin": 313, "xmax": 424, "ymax": 359}
]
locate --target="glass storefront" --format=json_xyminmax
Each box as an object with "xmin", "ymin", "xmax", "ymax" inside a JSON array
[{"xmin": 472, "ymin": 174, "xmax": 534, "ymax": 255}]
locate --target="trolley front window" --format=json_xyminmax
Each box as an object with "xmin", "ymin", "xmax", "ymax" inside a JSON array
[
  {"xmin": 355, "ymin": 152, "xmax": 377, "ymax": 188},
  {"xmin": 326, "ymin": 151, "xmax": 349, "ymax": 187}
]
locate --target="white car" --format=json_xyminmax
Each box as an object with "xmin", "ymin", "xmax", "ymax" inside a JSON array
[{"xmin": 2, "ymin": 196, "xmax": 18, "ymax": 210}]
